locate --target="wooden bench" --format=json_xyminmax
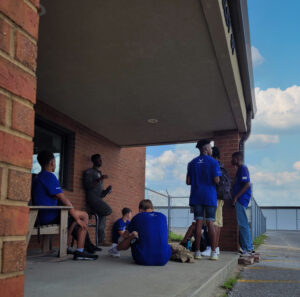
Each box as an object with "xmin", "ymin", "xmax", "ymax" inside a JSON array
[{"xmin": 26, "ymin": 206, "xmax": 72, "ymax": 258}]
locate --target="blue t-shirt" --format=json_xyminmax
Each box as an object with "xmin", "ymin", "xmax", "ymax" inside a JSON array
[
  {"xmin": 187, "ymin": 155, "xmax": 221, "ymax": 207},
  {"xmin": 32, "ymin": 171, "xmax": 63, "ymax": 224},
  {"xmin": 112, "ymin": 218, "xmax": 130, "ymax": 243},
  {"xmin": 232, "ymin": 165, "xmax": 252, "ymax": 207},
  {"xmin": 128, "ymin": 212, "xmax": 171, "ymax": 266}
]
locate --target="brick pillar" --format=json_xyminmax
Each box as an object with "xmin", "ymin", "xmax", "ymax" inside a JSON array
[
  {"xmin": 0, "ymin": 1, "xmax": 39, "ymax": 296},
  {"xmin": 214, "ymin": 130, "xmax": 240, "ymax": 251}
]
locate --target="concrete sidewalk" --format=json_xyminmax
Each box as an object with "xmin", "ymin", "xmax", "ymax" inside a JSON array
[{"xmin": 25, "ymin": 248, "xmax": 238, "ymax": 297}]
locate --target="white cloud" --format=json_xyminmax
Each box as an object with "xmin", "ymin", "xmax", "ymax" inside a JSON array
[
  {"xmin": 247, "ymin": 134, "xmax": 279, "ymax": 149},
  {"xmin": 254, "ymin": 86, "xmax": 300, "ymax": 131},
  {"xmin": 251, "ymin": 46, "xmax": 264, "ymax": 67},
  {"xmin": 293, "ymin": 161, "xmax": 300, "ymax": 171}
]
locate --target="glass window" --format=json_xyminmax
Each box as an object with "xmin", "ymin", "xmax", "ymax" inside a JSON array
[{"xmin": 31, "ymin": 116, "xmax": 74, "ymax": 189}]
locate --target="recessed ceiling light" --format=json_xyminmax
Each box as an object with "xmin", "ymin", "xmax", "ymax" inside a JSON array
[{"xmin": 147, "ymin": 118, "xmax": 158, "ymax": 124}]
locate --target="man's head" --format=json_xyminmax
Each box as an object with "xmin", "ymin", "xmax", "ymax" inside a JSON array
[
  {"xmin": 138, "ymin": 199, "xmax": 154, "ymax": 212},
  {"xmin": 231, "ymin": 151, "xmax": 243, "ymax": 166},
  {"xmin": 212, "ymin": 146, "xmax": 220, "ymax": 161},
  {"xmin": 37, "ymin": 151, "xmax": 56, "ymax": 172},
  {"xmin": 91, "ymin": 154, "xmax": 102, "ymax": 167},
  {"xmin": 122, "ymin": 207, "xmax": 132, "ymax": 220},
  {"xmin": 196, "ymin": 139, "xmax": 212, "ymax": 156}
]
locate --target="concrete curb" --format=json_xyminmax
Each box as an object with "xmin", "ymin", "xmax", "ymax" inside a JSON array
[{"xmin": 176, "ymin": 254, "xmax": 239, "ymax": 297}]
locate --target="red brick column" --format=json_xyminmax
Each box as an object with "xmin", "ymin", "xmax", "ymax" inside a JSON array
[
  {"xmin": 214, "ymin": 130, "xmax": 240, "ymax": 251},
  {"xmin": 0, "ymin": 1, "xmax": 39, "ymax": 296}
]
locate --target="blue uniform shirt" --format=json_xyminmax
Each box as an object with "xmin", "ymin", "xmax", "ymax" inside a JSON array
[
  {"xmin": 112, "ymin": 218, "xmax": 130, "ymax": 243},
  {"xmin": 128, "ymin": 212, "xmax": 171, "ymax": 266},
  {"xmin": 32, "ymin": 171, "xmax": 63, "ymax": 224},
  {"xmin": 232, "ymin": 165, "xmax": 252, "ymax": 207},
  {"xmin": 187, "ymin": 155, "xmax": 221, "ymax": 207}
]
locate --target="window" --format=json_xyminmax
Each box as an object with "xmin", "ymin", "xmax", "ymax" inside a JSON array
[{"xmin": 31, "ymin": 116, "xmax": 74, "ymax": 189}]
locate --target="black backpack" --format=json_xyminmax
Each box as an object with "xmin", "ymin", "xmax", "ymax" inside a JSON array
[{"xmin": 217, "ymin": 164, "xmax": 232, "ymax": 200}]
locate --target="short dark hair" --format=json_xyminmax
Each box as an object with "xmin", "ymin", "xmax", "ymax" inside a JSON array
[
  {"xmin": 196, "ymin": 139, "xmax": 211, "ymax": 149},
  {"xmin": 91, "ymin": 154, "xmax": 101, "ymax": 163},
  {"xmin": 232, "ymin": 151, "xmax": 243, "ymax": 160},
  {"xmin": 37, "ymin": 151, "xmax": 55, "ymax": 168},
  {"xmin": 138, "ymin": 199, "xmax": 154, "ymax": 211},
  {"xmin": 212, "ymin": 147, "xmax": 220, "ymax": 159},
  {"xmin": 122, "ymin": 207, "xmax": 132, "ymax": 216}
]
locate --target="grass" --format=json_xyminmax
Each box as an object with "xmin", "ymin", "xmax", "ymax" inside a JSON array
[
  {"xmin": 168, "ymin": 231, "xmax": 184, "ymax": 242},
  {"xmin": 253, "ymin": 233, "xmax": 267, "ymax": 249},
  {"xmin": 222, "ymin": 277, "xmax": 238, "ymax": 290}
]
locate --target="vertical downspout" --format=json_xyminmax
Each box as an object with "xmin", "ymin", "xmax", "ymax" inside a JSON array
[{"xmin": 239, "ymin": 109, "xmax": 252, "ymax": 161}]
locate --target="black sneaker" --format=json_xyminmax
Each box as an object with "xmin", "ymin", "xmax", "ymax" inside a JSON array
[
  {"xmin": 86, "ymin": 244, "xmax": 102, "ymax": 253},
  {"xmin": 73, "ymin": 250, "xmax": 98, "ymax": 261}
]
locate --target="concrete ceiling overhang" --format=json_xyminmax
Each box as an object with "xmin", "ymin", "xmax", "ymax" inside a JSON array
[{"xmin": 37, "ymin": 0, "xmax": 253, "ymax": 146}]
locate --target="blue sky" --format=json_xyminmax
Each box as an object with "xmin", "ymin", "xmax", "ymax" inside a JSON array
[{"xmin": 146, "ymin": 0, "xmax": 300, "ymax": 206}]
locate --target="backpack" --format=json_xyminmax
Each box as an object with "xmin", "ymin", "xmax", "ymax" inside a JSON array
[{"xmin": 217, "ymin": 163, "xmax": 232, "ymax": 200}]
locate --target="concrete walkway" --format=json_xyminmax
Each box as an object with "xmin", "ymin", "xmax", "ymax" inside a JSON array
[
  {"xmin": 229, "ymin": 231, "xmax": 300, "ymax": 297},
  {"xmin": 25, "ymin": 248, "xmax": 238, "ymax": 297}
]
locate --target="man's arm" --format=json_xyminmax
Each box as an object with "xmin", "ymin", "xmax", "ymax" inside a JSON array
[
  {"xmin": 55, "ymin": 192, "xmax": 87, "ymax": 229},
  {"xmin": 214, "ymin": 176, "xmax": 220, "ymax": 184},
  {"xmin": 232, "ymin": 182, "xmax": 250, "ymax": 205},
  {"xmin": 186, "ymin": 175, "xmax": 191, "ymax": 185}
]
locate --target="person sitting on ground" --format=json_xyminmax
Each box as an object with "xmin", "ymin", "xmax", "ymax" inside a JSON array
[
  {"xmin": 202, "ymin": 146, "xmax": 231, "ymax": 257},
  {"xmin": 180, "ymin": 222, "xmax": 209, "ymax": 252},
  {"xmin": 111, "ymin": 207, "xmax": 132, "ymax": 248},
  {"xmin": 109, "ymin": 199, "xmax": 171, "ymax": 266},
  {"xmin": 32, "ymin": 150, "xmax": 98, "ymax": 261},
  {"xmin": 83, "ymin": 154, "xmax": 112, "ymax": 244}
]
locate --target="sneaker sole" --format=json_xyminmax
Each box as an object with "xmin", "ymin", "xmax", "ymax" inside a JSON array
[
  {"xmin": 74, "ymin": 257, "xmax": 97, "ymax": 260},
  {"xmin": 195, "ymin": 256, "xmax": 202, "ymax": 260}
]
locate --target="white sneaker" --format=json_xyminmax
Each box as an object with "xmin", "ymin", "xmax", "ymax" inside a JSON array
[
  {"xmin": 240, "ymin": 251, "xmax": 252, "ymax": 257},
  {"xmin": 210, "ymin": 251, "xmax": 219, "ymax": 260},
  {"xmin": 216, "ymin": 247, "xmax": 220, "ymax": 255},
  {"xmin": 194, "ymin": 250, "xmax": 202, "ymax": 260},
  {"xmin": 108, "ymin": 247, "xmax": 120, "ymax": 258},
  {"xmin": 201, "ymin": 246, "xmax": 211, "ymax": 257}
]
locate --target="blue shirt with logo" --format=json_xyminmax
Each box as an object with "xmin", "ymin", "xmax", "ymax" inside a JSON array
[
  {"xmin": 128, "ymin": 212, "xmax": 171, "ymax": 266},
  {"xmin": 112, "ymin": 218, "xmax": 130, "ymax": 243},
  {"xmin": 32, "ymin": 171, "xmax": 63, "ymax": 224},
  {"xmin": 187, "ymin": 155, "xmax": 221, "ymax": 207},
  {"xmin": 232, "ymin": 165, "xmax": 251, "ymax": 207}
]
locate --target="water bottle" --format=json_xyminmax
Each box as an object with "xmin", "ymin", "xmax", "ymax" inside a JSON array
[{"xmin": 186, "ymin": 239, "xmax": 192, "ymax": 251}]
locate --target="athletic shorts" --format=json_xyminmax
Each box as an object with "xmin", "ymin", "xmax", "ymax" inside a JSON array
[
  {"xmin": 214, "ymin": 200, "xmax": 224, "ymax": 227},
  {"xmin": 193, "ymin": 205, "xmax": 216, "ymax": 221}
]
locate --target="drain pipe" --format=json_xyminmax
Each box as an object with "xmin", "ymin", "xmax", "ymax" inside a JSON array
[{"xmin": 239, "ymin": 109, "xmax": 252, "ymax": 161}]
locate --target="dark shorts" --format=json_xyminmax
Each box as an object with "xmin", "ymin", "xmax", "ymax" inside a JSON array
[{"xmin": 193, "ymin": 205, "xmax": 216, "ymax": 221}]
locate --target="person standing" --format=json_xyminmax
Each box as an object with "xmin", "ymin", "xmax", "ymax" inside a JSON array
[
  {"xmin": 83, "ymin": 154, "xmax": 112, "ymax": 244},
  {"xmin": 186, "ymin": 139, "xmax": 221, "ymax": 260},
  {"xmin": 202, "ymin": 146, "xmax": 231, "ymax": 257},
  {"xmin": 231, "ymin": 151, "xmax": 254, "ymax": 256}
]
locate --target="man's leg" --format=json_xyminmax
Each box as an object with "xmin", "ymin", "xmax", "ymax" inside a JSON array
[
  {"xmin": 235, "ymin": 202, "xmax": 253, "ymax": 252},
  {"xmin": 181, "ymin": 222, "xmax": 196, "ymax": 244},
  {"xmin": 88, "ymin": 198, "xmax": 112, "ymax": 243},
  {"xmin": 117, "ymin": 232, "xmax": 138, "ymax": 251},
  {"xmin": 207, "ymin": 220, "xmax": 216, "ymax": 251}
]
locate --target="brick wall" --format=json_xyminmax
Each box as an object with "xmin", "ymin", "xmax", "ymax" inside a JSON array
[
  {"xmin": 0, "ymin": 0, "xmax": 39, "ymax": 296},
  {"xmin": 214, "ymin": 130, "xmax": 240, "ymax": 251},
  {"xmin": 28, "ymin": 101, "xmax": 146, "ymax": 248}
]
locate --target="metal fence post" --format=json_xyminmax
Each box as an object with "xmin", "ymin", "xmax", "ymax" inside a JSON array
[{"xmin": 166, "ymin": 190, "xmax": 171, "ymax": 235}]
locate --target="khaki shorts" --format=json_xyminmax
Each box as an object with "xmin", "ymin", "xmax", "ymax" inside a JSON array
[{"xmin": 214, "ymin": 200, "xmax": 224, "ymax": 227}]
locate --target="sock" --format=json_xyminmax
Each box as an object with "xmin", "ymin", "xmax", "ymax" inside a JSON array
[{"xmin": 77, "ymin": 248, "xmax": 84, "ymax": 252}]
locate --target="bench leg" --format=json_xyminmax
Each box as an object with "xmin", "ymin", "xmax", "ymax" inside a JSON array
[
  {"xmin": 42, "ymin": 236, "xmax": 50, "ymax": 253},
  {"xmin": 59, "ymin": 210, "xmax": 68, "ymax": 257},
  {"xmin": 26, "ymin": 210, "xmax": 38, "ymax": 249}
]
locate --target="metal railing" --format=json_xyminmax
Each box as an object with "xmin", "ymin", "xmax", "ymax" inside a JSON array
[{"xmin": 145, "ymin": 187, "xmax": 266, "ymax": 240}]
